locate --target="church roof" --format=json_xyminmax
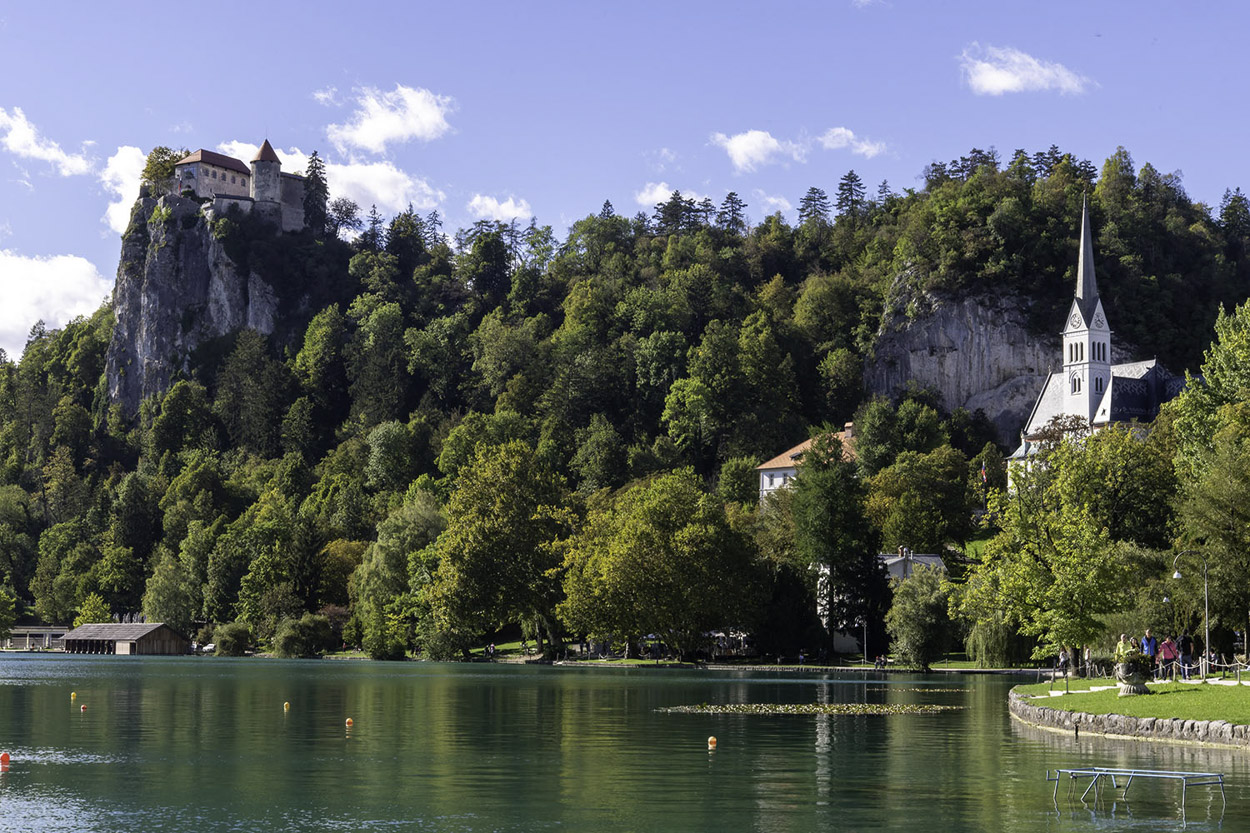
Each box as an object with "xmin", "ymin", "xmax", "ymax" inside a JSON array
[
  {"xmin": 1075, "ymin": 196, "xmax": 1100, "ymax": 324},
  {"xmin": 174, "ymin": 149, "xmax": 250, "ymax": 176},
  {"xmin": 252, "ymin": 139, "xmax": 281, "ymax": 164},
  {"xmin": 1022, "ymin": 360, "xmax": 1184, "ymax": 439}
]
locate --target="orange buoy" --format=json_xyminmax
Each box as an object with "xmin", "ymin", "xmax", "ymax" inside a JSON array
[
  {"xmin": 707, "ymin": 736, "xmax": 717, "ymax": 750},
  {"xmin": 345, "ymin": 718, "xmax": 354, "ymax": 727},
  {"xmin": 283, "ymin": 701, "xmax": 290, "ymax": 711},
  {"xmin": 70, "ymin": 692, "xmax": 76, "ymax": 699},
  {"xmin": 1, "ymin": 751, "xmax": 10, "ymax": 766}
]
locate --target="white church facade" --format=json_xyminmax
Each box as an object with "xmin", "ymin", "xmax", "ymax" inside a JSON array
[{"xmin": 1010, "ymin": 199, "xmax": 1185, "ymax": 461}]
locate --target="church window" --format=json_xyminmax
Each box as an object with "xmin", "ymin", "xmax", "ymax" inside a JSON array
[
  {"xmin": 1072, "ymin": 376, "xmax": 1081, "ymax": 394},
  {"xmin": 1079, "ymin": 343, "xmax": 1084, "ymax": 361}
]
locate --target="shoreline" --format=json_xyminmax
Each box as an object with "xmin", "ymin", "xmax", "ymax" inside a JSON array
[{"xmin": 1008, "ymin": 688, "xmax": 1250, "ymax": 749}]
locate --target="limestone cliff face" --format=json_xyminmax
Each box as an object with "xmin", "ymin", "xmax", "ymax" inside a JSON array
[
  {"xmin": 864, "ymin": 293, "xmax": 1057, "ymax": 444},
  {"xmin": 105, "ymin": 195, "xmax": 280, "ymax": 416}
]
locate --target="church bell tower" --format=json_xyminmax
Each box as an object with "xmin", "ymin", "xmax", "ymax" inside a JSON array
[{"xmin": 1061, "ymin": 197, "xmax": 1112, "ymax": 423}]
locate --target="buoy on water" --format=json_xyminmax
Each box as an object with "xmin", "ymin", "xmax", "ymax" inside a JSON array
[
  {"xmin": 283, "ymin": 701, "xmax": 290, "ymax": 711},
  {"xmin": 80, "ymin": 704, "xmax": 87, "ymax": 712},
  {"xmin": 70, "ymin": 692, "xmax": 76, "ymax": 700},
  {"xmin": 345, "ymin": 717, "xmax": 354, "ymax": 727},
  {"xmin": 1, "ymin": 751, "xmax": 10, "ymax": 767},
  {"xmin": 707, "ymin": 736, "xmax": 718, "ymax": 750}
]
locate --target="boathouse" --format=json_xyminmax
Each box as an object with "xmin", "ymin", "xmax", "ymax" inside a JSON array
[{"xmin": 61, "ymin": 623, "xmax": 190, "ymax": 655}]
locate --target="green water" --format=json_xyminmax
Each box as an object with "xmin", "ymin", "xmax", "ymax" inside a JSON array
[{"xmin": 0, "ymin": 656, "xmax": 1243, "ymax": 831}]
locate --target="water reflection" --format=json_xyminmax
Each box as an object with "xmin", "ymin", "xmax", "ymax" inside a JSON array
[{"xmin": 0, "ymin": 658, "xmax": 1244, "ymax": 832}]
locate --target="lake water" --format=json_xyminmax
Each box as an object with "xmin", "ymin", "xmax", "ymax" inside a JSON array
[{"xmin": 0, "ymin": 656, "xmax": 1244, "ymax": 831}]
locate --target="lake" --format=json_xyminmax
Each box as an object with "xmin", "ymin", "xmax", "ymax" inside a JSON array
[{"xmin": 0, "ymin": 656, "xmax": 1243, "ymax": 831}]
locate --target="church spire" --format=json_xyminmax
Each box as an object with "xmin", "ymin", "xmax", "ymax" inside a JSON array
[{"xmin": 1075, "ymin": 194, "xmax": 1099, "ymax": 322}]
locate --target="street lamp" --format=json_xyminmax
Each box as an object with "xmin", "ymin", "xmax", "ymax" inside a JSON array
[{"xmin": 1172, "ymin": 549, "xmax": 1209, "ymax": 679}]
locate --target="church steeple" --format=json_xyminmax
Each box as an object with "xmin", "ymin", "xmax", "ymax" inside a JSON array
[
  {"xmin": 1075, "ymin": 195, "xmax": 1099, "ymax": 324},
  {"xmin": 1062, "ymin": 196, "xmax": 1112, "ymax": 422}
]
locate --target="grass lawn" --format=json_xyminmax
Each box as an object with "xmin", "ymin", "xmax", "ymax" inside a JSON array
[
  {"xmin": 1014, "ymin": 677, "xmax": 1119, "ymax": 696},
  {"xmin": 1019, "ymin": 681, "xmax": 1250, "ymax": 724}
]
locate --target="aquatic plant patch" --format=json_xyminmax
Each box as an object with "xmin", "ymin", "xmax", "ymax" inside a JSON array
[{"xmin": 656, "ymin": 703, "xmax": 964, "ymax": 715}]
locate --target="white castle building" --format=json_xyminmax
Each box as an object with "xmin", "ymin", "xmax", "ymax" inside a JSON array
[
  {"xmin": 1010, "ymin": 198, "xmax": 1185, "ymax": 460},
  {"xmin": 174, "ymin": 140, "xmax": 305, "ymax": 232}
]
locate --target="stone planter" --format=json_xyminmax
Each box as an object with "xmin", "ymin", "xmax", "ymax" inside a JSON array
[{"xmin": 1115, "ymin": 661, "xmax": 1150, "ymax": 696}]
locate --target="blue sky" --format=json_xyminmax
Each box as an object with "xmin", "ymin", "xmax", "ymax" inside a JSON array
[{"xmin": 0, "ymin": 2, "xmax": 1247, "ymax": 356}]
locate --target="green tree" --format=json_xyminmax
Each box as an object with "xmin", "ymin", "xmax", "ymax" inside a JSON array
[
  {"xmin": 428, "ymin": 441, "xmax": 574, "ymax": 654},
  {"xmin": 302, "ymin": 151, "xmax": 328, "ymax": 236},
  {"xmin": 792, "ymin": 434, "xmax": 887, "ymax": 647},
  {"xmin": 559, "ymin": 469, "xmax": 761, "ymax": 658},
  {"xmin": 73, "ymin": 592, "xmax": 111, "ymax": 628},
  {"xmin": 0, "ymin": 585, "xmax": 15, "ymax": 641},
  {"xmin": 141, "ymin": 146, "xmax": 188, "ymax": 195},
  {"xmin": 142, "ymin": 548, "xmax": 197, "ymax": 636},
  {"xmin": 866, "ymin": 446, "xmax": 971, "ymax": 552},
  {"xmin": 885, "ymin": 566, "xmax": 952, "ymax": 671}
]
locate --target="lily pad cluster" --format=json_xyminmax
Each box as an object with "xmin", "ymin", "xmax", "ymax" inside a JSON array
[{"xmin": 656, "ymin": 703, "xmax": 964, "ymax": 715}]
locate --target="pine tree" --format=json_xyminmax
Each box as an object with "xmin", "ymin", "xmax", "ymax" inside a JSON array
[
  {"xmin": 359, "ymin": 205, "xmax": 386, "ymax": 252},
  {"xmin": 599, "ymin": 200, "xmax": 615, "ymax": 219},
  {"xmin": 716, "ymin": 192, "xmax": 748, "ymax": 236},
  {"xmin": 302, "ymin": 151, "xmax": 329, "ymax": 236},
  {"xmin": 797, "ymin": 187, "xmax": 831, "ymax": 227},
  {"xmin": 835, "ymin": 171, "xmax": 866, "ymax": 224}
]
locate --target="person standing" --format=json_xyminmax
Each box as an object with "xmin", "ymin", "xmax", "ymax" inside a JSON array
[
  {"xmin": 1141, "ymin": 629, "xmax": 1158, "ymax": 678},
  {"xmin": 1159, "ymin": 635, "xmax": 1178, "ymax": 680},
  {"xmin": 1179, "ymin": 633, "xmax": 1194, "ymax": 680}
]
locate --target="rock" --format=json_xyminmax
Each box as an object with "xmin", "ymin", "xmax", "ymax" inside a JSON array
[
  {"xmin": 864, "ymin": 292, "xmax": 1053, "ymax": 444},
  {"xmin": 104, "ymin": 196, "xmax": 286, "ymax": 416}
]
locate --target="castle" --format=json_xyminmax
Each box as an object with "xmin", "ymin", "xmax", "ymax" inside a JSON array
[
  {"xmin": 173, "ymin": 140, "xmax": 305, "ymax": 232},
  {"xmin": 1009, "ymin": 198, "xmax": 1185, "ymax": 460}
]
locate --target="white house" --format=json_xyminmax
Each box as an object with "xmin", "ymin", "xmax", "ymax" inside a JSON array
[{"xmin": 755, "ymin": 423, "xmax": 857, "ymax": 501}]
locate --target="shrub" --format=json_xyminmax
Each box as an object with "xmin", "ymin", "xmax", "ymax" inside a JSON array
[
  {"xmin": 273, "ymin": 613, "xmax": 334, "ymax": 658},
  {"xmin": 213, "ymin": 622, "xmax": 252, "ymax": 656}
]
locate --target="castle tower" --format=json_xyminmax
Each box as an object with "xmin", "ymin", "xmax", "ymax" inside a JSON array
[
  {"xmin": 1061, "ymin": 197, "xmax": 1112, "ymax": 422},
  {"xmin": 250, "ymin": 139, "xmax": 281, "ymax": 204}
]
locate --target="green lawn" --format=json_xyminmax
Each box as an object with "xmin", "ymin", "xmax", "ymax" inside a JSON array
[
  {"xmin": 1015, "ymin": 677, "xmax": 1119, "ymax": 695},
  {"xmin": 1019, "ymin": 681, "xmax": 1250, "ymax": 724}
]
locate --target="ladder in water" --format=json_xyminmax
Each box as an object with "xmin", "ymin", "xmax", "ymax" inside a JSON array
[{"xmin": 1047, "ymin": 766, "xmax": 1225, "ymax": 812}]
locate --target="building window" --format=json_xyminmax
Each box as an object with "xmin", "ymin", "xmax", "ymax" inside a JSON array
[
  {"xmin": 1072, "ymin": 376, "xmax": 1081, "ymax": 394},
  {"xmin": 231, "ymin": 175, "xmax": 236, "ymax": 184},
  {"xmin": 211, "ymin": 170, "xmax": 217, "ymax": 179},
  {"xmin": 767, "ymin": 474, "xmax": 775, "ymax": 487}
]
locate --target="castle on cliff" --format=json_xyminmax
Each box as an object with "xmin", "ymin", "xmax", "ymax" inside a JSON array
[{"xmin": 173, "ymin": 140, "xmax": 305, "ymax": 232}]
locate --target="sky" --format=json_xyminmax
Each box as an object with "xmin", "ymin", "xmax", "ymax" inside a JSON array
[{"xmin": 1, "ymin": 1, "xmax": 1248, "ymax": 357}]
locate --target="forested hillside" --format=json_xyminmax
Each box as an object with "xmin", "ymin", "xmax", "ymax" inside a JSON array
[{"xmin": 1, "ymin": 144, "xmax": 1248, "ymax": 659}]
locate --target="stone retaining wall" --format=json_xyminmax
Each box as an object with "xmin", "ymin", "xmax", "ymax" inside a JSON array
[{"xmin": 1008, "ymin": 689, "xmax": 1250, "ymax": 748}]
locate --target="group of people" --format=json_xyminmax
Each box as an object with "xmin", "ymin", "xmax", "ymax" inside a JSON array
[{"xmin": 1114, "ymin": 629, "xmax": 1197, "ymax": 679}]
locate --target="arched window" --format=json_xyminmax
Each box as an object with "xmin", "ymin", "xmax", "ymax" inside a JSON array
[{"xmin": 1072, "ymin": 375, "xmax": 1081, "ymax": 394}]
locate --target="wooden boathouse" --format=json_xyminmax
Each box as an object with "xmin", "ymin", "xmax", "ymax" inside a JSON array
[{"xmin": 61, "ymin": 623, "xmax": 190, "ymax": 655}]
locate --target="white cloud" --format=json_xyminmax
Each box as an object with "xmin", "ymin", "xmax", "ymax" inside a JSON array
[
  {"xmin": 753, "ymin": 189, "xmax": 793, "ymax": 214},
  {"xmin": 634, "ymin": 181, "xmax": 709, "ymax": 208},
  {"xmin": 312, "ymin": 86, "xmax": 339, "ymax": 106},
  {"xmin": 0, "ymin": 107, "xmax": 93, "ymax": 176},
  {"xmin": 959, "ymin": 43, "xmax": 1091, "ymax": 96},
  {"xmin": 327, "ymin": 84, "xmax": 454, "ymax": 154},
  {"xmin": 467, "ymin": 194, "xmax": 533, "ymax": 222},
  {"xmin": 818, "ymin": 127, "xmax": 887, "ymax": 158},
  {"xmin": 218, "ymin": 140, "xmax": 443, "ymax": 214},
  {"xmin": 100, "ymin": 146, "xmax": 145, "ymax": 234},
  {"xmin": 711, "ymin": 129, "xmax": 806, "ymax": 172},
  {"xmin": 0, "ymin": 249, "xmax": 111, "ymax": 358}
]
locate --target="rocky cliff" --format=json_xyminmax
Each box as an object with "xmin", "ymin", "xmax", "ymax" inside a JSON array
[
  {"xmin": 105, "ymin": 195, "xmax": 281, "ymax": 416},
  {"xmin": 864, "ymin": 292, "xmax": 1057, "ymax": 445}
]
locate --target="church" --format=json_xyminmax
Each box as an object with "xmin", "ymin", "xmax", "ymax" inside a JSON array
[{"xmin": 1009, "ymin": 199, "xmax": 1185, "ymax": 461}]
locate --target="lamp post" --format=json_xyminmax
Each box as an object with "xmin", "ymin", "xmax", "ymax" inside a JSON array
[{"xmin": 1172, "ymin": 550, "xmax": 1209, "ymax": 679}]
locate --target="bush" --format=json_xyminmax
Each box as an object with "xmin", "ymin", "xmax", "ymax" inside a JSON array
[
  {"xmin": 885, "ymin": 566, "xmax": 952, "ymax": 672},
  {"xmin": 273, "ymin": 613, "xmax": 334, "ymax": 658},
  {"xmin": 213, "ymin": 622, "xmax": 252, "ymax": 656}
]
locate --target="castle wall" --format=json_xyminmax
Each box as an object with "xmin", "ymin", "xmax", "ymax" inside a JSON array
[
  {"xmin": 278, "ymin": 173, "xmax": 306, "ymax": 232},
  {"xmin": 176, "ymin": 162, "xmax": 249, "ymax": 200},
  {"xmin": 250, "ymin": 159, "xmax": 280, "ymax": 204}
]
